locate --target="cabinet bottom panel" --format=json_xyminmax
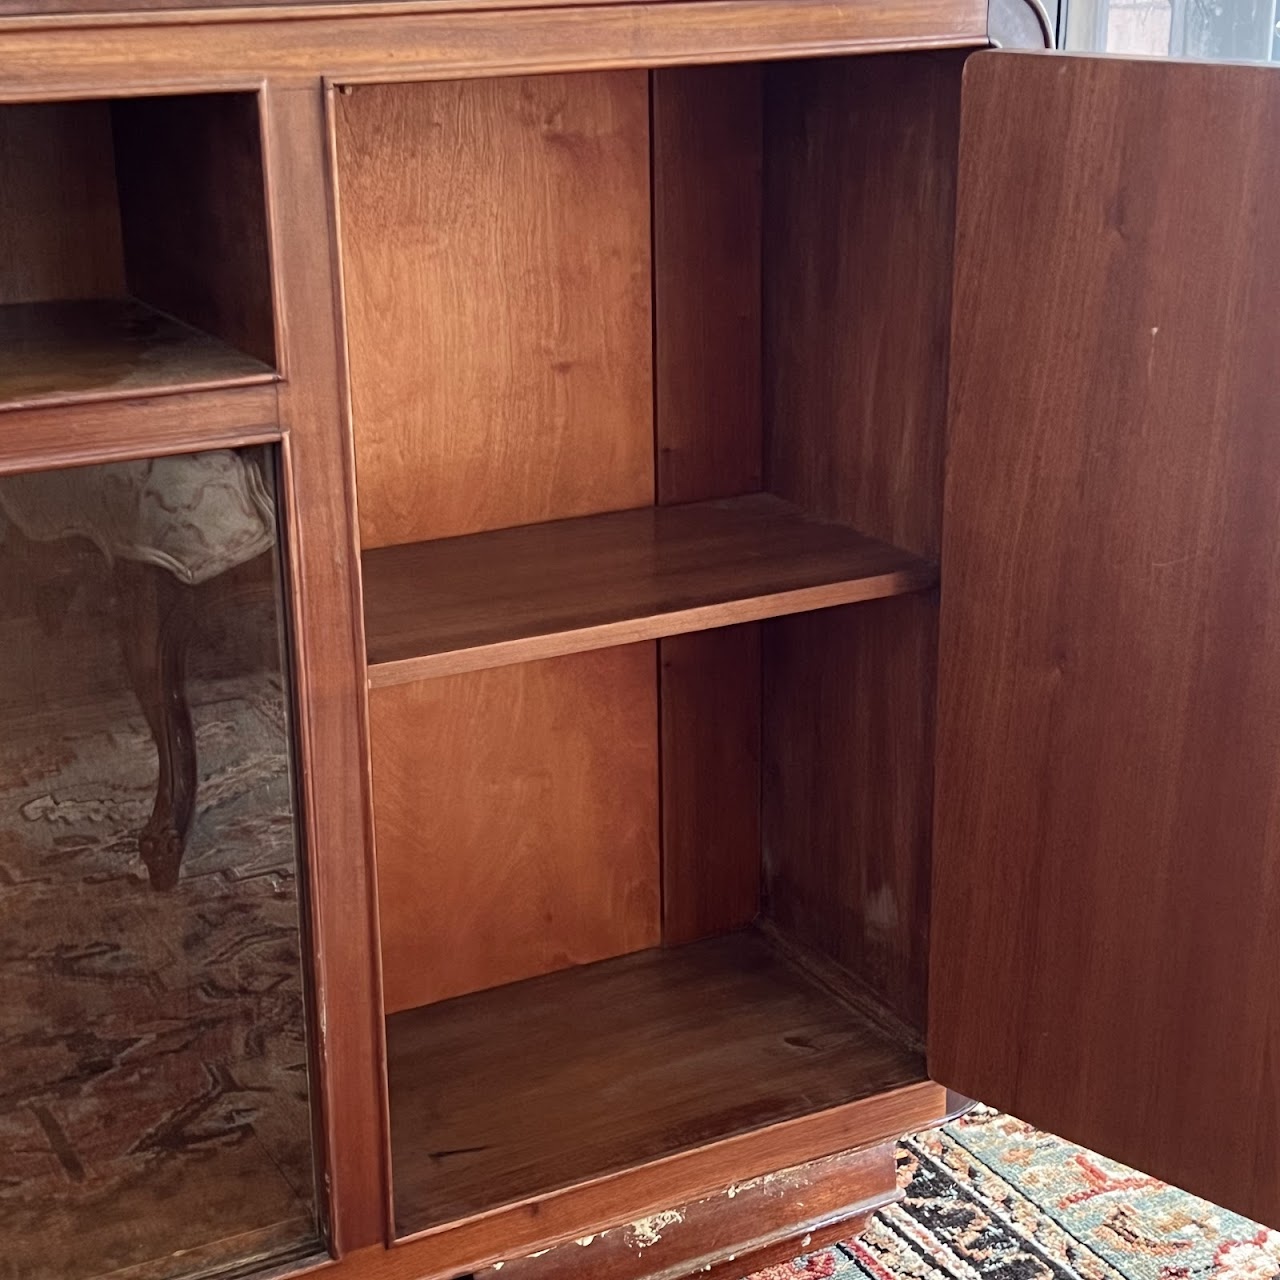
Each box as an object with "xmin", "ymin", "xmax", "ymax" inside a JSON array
[{"xmin": 386, "ymin": 927, "xmax": 935, "ymax": 1242}]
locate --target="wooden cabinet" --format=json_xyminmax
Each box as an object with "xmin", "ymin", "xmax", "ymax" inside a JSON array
[{"xmin": 0, "ymin": 5, "xmax": 1276, "ymax": 1279}]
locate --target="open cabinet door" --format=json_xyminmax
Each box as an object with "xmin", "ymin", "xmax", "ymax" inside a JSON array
[{"xmin": 932, "ymin": 50, "xmax": 1280, "ymax": 1228}]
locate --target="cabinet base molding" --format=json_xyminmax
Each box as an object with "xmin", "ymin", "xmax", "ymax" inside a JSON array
[{"xmin": 333, "ymin": 1141, "xmax": 904, "ymax": 1280}]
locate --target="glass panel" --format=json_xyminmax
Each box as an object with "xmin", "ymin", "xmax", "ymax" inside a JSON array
[
  {"xmin": 1063, "ymin": 0, "xmax": 1280, "ymax": 61},
  {"xmin": 0, "ymin": 447, "xmax": 321, "ymax": 1280}
]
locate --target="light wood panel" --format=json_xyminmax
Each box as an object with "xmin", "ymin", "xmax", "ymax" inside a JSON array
[
  {"xmin": 932, "ymin": 53, "xmax": 1280, "ymax": 1228},
  {"xmin": 0, "ymin": 299, "xmax": 274, "ymax": 411},
  {"xmin": 370, "ymin": 645, "xmax": 660, "ymax": 1013},
  {"xmin": 660, "ymin": 626, "xmax": 761, "ymax": 945},
  {"xmin": 760, "ymin": 53, "xmax": 962, "ymax": 1033},
  {"xmin": 113, "ymin": 91, "xmax": 277, "ymax": 366},
  {"xmin": 335, "ymin": 71, "xmax": 652, "ymax": 549},
  {"xmin": 0, "ymin": 4, "xmax": 988, "ymax": 102},
  {"xmin": 652, "ymin": 64, "xmax": 762, "ymax": 504},
  {"xmin": 363, "ymin": 494, "xmax": 937, "ymax": 685},
  {"xmin": 386, "ymin": 928, "xmax": 928, "ymax": 1236},
  {"xmin": 0, "ymin": 100, "xmax": 123, "ymax": 305}
]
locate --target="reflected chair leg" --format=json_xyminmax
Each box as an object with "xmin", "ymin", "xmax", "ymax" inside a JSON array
[{"xmin": 115, "ymin": 560, "xmax": 198, "ymax": 891}]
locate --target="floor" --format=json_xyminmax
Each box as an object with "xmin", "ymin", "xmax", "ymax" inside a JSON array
[{"xmin": 747, "ymin": 1106, "xmax": 1280, "ymax": 1280}]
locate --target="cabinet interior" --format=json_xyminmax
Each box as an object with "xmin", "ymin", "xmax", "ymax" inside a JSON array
[
  {"xmin": 332, "ymin": 50, "xmax": 965, "ymax": 1237},
  {"xmin": 0, "ymin": 91, "xmax": 276, "ymax": 411}
]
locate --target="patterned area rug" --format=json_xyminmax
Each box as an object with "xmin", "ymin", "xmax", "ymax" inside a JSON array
[{"xmin": 747, "ymin": 1107, "xmax": 1280, "ymax": 1280}]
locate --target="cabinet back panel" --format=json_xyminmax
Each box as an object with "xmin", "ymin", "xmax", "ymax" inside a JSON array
[
  {"xmin": 660, "ymin": 626, "xmax": 761, "ymax": 945},
  {"xmin": 759, "ymin": 52, "xmax": 962, "ymax": 1033},
  {"xmin": 650, "ymin": 65, "xmax": 764, "ymax": 945},
  {"xmin": 0, "ymin": 101, "xmax": 125, "ymax": 305},
  {"xmin": 334, "ymin": 72, "xmax": 654, "ymax": 549},
  {"xmin": 652, "ymin": 64, "xmax": 763, "ymax": 505},
  {"xmin": 370, "ymin": 644, "xmax": 660, "ymax": 1013}
]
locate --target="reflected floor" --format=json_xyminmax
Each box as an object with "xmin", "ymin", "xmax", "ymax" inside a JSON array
[{"xmin": 0, "ymin": 597, "xmax": 316, "ymax": 1278}]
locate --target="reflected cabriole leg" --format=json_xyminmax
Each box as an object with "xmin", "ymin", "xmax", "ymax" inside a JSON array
[{"xmin": 115, "ymin": 558, "xmax": 197, "ymax": 891}]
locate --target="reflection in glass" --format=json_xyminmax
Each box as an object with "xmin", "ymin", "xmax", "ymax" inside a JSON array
[
  {"xmin": 0, "ymin": 447, "xmax": 320, "ymax": 1280},
  {"xmin": 1064, "ymin": 0, "xmax": 1279, "ymax": 61}
]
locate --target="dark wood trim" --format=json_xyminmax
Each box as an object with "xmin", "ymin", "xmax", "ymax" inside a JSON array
[
  {"xmin": 0, "ymin": 0, "xmax": 986, "ymax": 101},
  {"xmin": 467, "ymin": 1142, "xmax": 901, "ymax": 1280},
  {"xmin": 264, "ymin": 81, "xmax": 386, "ymax": 1255},
  {"xmin": 0, "ymin": 383, "xmax": 279, "ymax": 474}
]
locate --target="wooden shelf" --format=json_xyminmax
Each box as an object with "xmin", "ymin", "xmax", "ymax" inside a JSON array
[
  {"xmin": 0, "ymin": 298, "xmax": 276, "ymax": 412},
  {"xmin": 363, "ymin": 493, "xmax": 936, "ymax": 685},
  {"xmin": 386, "ymin": 928, "xmax": 930, "ymax": 1237}
]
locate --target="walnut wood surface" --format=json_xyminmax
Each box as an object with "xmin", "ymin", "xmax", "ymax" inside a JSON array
[
  {"xmin": 760, "ymin": 53, "xmax": 960, "ymax": 1033},
  {"xmin": 363, "ymin": 494, "xmax": 936, "ymax": 684},
  {"xmin": 112, "ymin": 92, "xmax": 276, "ymax": 367},
  {"xmin": 652, "ymin": 64, "xmax": 762, "ymax": 505},
  {"xmin": 264, "ymin": 85, "xmax": 386, "ymax": 1252},
  {"xmin": 470, "ymin": 1143, "xmax": 898, "ymax": 1280},
  {"xmin": 0, "ymin": 299, "xmax": 274, "ymax": 412},
  {"xmin": 336, "ymin": 1073, "xmax": 945, "ymax": 1279},
  {"xmin": 0, "ymin": 3, "xmax": 987, "ymax": 100},
  {"xmin": 386, "ymin": 928, "xmax": 928, "ymax": 1237},
  {"xmin": 0, "ymin": 101, "xmax": 124, "ymax": 304},
  {"xmin": 660, "ymin": 626, "xmax": 761, "ymax": 946},
  {"xmin": 0, "ymin": 384, "xmax": 278, "ymax": 474},
  {"xmin": 370, "ymin": 646, "xmax": 660, "ymax": 1013},
  {"xmin": 334, "ymin": 72, "xmax": 652, "ymax": 549},
  {"xmin": 932, "ymin": 52, "xmax": 1280, "ymax": 1228}
]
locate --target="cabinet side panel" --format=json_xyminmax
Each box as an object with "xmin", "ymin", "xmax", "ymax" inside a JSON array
[
  {"xmin": 760, "ymin": 53, "xmax": 962, "ymax": 1032},
  {"xmin": 763, "ymin": 51, "xmax": 962, "ymax": 559},
  {"xmin": 112, "ymin": 93, "xmax": 277, "ymax": 366},
  {"xmin": 334, "ymin": 72, "xmax": 653, "ymax": 549},
  {"xmin": 370, "ymin": 645, "xmax": 661, "ymax": 1013},
  {"xmin": 0, "ymin": 101, "xmax": 125, "ymax": 304},
  {"xmin": 933, "ymin": 53, "xmax": 1280, "ymax": 1227},
  {"xmin": 763, "ymin": 597, "xmax": 936, "ymax": 1031}
]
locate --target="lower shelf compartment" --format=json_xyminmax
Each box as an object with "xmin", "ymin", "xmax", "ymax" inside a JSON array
[{"xmin": 386, "ymin": 928, "xmax": 929, "ymax": 1237}]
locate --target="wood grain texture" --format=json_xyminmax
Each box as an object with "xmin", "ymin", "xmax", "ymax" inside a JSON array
[
  {"xmin": 660, "ymin": 626, "xmax": 761, "ymax": 945},
  {"xmin": 0, "ymin": 299, "xmax": 274, "ymax": 412},
  {"xmin": 112, "ymin": 92, "xmax": 277, "ymax": 366},
  {"xmin": 764, "ymin": 51, "xmax": 962, "ymax": 558},
  {"xmin": 386, "ymin": 928, "xmax": 928, "ymax": 1236},
  {"xmin": 652, "ymin": 64, "xmax": 762, "ymax": 505},
  {"xmin": 363, "ymin": 494, "xmax": 937, "ymax": 685},
  {"xmin": 932, "ymin": 52, "xmax": 1280, "ymax": 1228},
  {"xmin": 0, "ymin": 384, "xmax": 278, "ymax": 474},
  {"xmin": 0, "ymin": 100, "xmax": 123, "ymax": 305},
  {"xmin": 471, "ymin": 1143, "xmax": 898, "ymax": 1280},
  {"xmin": 763, "ymin": 596, "xmax": 937, "ymax": 1033},
  {"xmin": 0, "ymin": 3, "xmax": 988, "ymax": 102},
  {"xmin": 335, "ymin": 72, "xmax": 652, "ymax": 549},
  {"xmin": 263, "ymin": 84, "xmax": 385, "ymax": 1253},
  {"xmin": 370, "ymin": 645, "xmax": 660, "ymax": 1013},
  {"xmin": 335, "ymin": 1078, "xmax": 946, "ymax": 1279},
  {"xmin": 759, "ymin": 53, "xmax": 961, "ymax": 1034}
]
